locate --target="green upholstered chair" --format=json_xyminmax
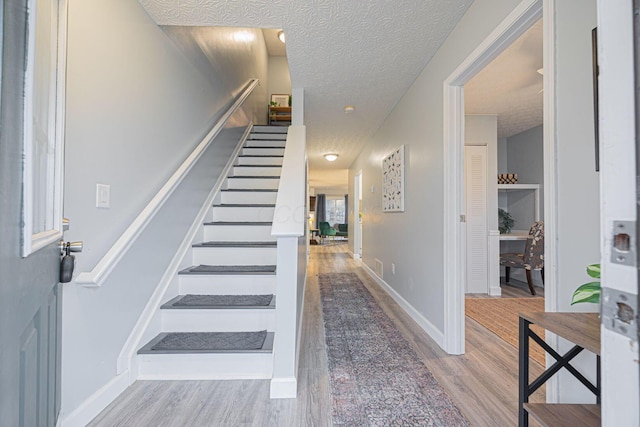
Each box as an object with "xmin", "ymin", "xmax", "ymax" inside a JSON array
[
  {"xmin": 318, "ymin": 222, "xmax": 336, "ymax": 243},
  {"xmin": 336, "ymin": 224, "xmax": 348, "ymax": 238}
]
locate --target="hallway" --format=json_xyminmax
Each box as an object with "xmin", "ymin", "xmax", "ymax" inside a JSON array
[{"xmin": 90, "ymin": 242, "xmax": 543, "ymax": 426}]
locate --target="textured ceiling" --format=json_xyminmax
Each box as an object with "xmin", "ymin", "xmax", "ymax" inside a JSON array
[
  {"xmin": 138, "ymin": 0, "xmax": 474, "ymax": 173},
  {"xmin": 465, "ymin": 20, "xmax": 543, "ymax": 139}
]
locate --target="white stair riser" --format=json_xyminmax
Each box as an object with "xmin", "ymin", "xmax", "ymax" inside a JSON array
[
  {"xmin": 226, "ymin": 178, "xmax": 279, "ymax": 190},
  {"xmin": 204, "ymin": 224, "xmax": 274, "ymax": 241},
  {"xmin": 212, "ymin": 206, "xmax": 275, "ymax": 222},
  {"xmin": 161, "ymin": 309, "xmax": 275, "ymax": 332},
  {"xmin": 242, "ymin": 147, "xmax": 285, "ymax": 156},
  {"xmin": 192, "ymin": 247, "xmax": 276, "ymax": 265},
  {"xmin": 137, "ymin": 353, "xmax": 273, "ymax": 380},
  {"xmin": 221, "ymin": 191, "xmax": 277, "ymax": 205},
  {"xmin": 179, "ymin": 274, "xmax": 276, "ymax": 295},
  {"xmin": 248, "ymin": 133, "xmax": 286, "ymax": 140},
  {"xmin": 232, "ymin": 166, "xmax": 282, "ymax": 177},
  {"xmin": 245, "ymin": 140, "xmax": 286, "ymax": 148},
  {"xmin": 252, "ymin": 126, "xmax": 288, "ymax": 134},
  {"xmin": 236, "ymin": 156, "xmax": 283, "ymax": 166}
]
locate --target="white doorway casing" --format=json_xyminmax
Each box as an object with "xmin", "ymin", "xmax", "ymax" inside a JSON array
[
  {"xmin": 442, "ymin": 0, "xmax": 551, "ymax": 355},
  {"xmin": 353, "ymin": 171, "xmax": 363, "ymax": 260},
  {"xmin": 597, "ymin": 0, "xmax": 639, "ymax": 425}
]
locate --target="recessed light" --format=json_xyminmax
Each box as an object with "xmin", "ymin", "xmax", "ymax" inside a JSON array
[
  {"xmin": 324, "ymin": 154, "xmax": 339, "ymax": 162},
  {"xmin": 277, "ymin": 31, "xmax": 285, "ymax": 43}
]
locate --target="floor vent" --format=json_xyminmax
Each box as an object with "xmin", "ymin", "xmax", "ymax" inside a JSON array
[{"xmin": 374, "ymin": 258, "xmax": 383, "ymax": 279}]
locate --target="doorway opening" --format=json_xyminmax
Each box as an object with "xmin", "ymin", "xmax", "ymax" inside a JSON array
[{"xmin": 442, "ymin": 0, "xmax": 555, "ymax": 356}]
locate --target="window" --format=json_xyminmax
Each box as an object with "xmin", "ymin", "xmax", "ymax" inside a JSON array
[{"xmin": 326, "ymin": 197, "xmax": 345, "ymax": 225}]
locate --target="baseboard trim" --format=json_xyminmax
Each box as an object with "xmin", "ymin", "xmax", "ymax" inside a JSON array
[
  {"xmin": 60, "ymin": 371, "xmax": 130, "ymax": 427},
  {"xmin": 116, "ymin": 125, "xmax": 252, "ymax": 376},
  {"xmin": 270, "ymin": 376, "xmax": 297, "ymax": 399},
  {"xmin": 361, "ymin": 264, "xmax": 445, "ymax": 349}
]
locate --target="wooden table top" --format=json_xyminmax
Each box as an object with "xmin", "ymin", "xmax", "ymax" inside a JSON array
[{"xmin": 519, "ymin": 312, "xmax": 600, "ymax": 355}]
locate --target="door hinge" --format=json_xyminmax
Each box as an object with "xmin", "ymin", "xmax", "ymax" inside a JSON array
[{"xmin": 460, "ymin": 215, "xmax": 466, "ymax": 223}]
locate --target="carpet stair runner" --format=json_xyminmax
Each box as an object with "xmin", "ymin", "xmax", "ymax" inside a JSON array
[{"xmin": 137, "ymin": 125, "xmax": 286, "ymax": 379}]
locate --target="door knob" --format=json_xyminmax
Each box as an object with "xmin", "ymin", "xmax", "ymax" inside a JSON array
[{"xmin": 59, "ymin": 240, "xmax": 83, "ymax": 255}]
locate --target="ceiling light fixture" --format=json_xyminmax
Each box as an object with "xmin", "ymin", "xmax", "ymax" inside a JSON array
[
  {"xmin": 324, "ymin": 153, "xmax": 339, "ymax": 162},
  {"xmin": 344, "ymin": 105, "xmax": 355, "ymax": 114},
  {"xmin": 277, "ymin": 31, "xmax": 285, "ymax": 43}
]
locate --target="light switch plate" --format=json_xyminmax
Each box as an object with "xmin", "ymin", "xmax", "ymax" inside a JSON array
[{"xmin": 96, "ymin": 184, "xmax": 110, "ymax": 208}]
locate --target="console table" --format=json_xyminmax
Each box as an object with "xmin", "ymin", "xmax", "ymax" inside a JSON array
[{"xmin": 518, "ymin": 312, "xmax": 600, "ymax": 427}]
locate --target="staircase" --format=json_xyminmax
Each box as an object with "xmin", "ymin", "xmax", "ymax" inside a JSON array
[{"xmin": 137, "ymin": 125, "xmax": 287, "ymax": 380}]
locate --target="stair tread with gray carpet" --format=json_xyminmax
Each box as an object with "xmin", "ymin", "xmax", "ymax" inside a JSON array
[
  {"xmin": 179, "ymin": 265, "xmax": 277, "ymax": 275},
  {"xmin": 193, "ymin": 241, "xmax": 276, "ymax": 248},
  {"xmin": 138, "ymin": 331, "xmax": 274, "ymax": 354},
  {"xmin": 137, "ymin": 126, "xmax": 285, "ymax": 379},
  {"xmin": 161, "ymin": 294, "xmax": 275, "ymax": 309}
]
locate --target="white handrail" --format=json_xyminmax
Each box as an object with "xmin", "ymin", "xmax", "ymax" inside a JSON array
[
  {"xmin": 271, "ymin": 125, "xmax": 306, "ymax": 238},
  {"xmin": 75, "ymin": 79, "xmax": 259, "ymax": 286}
]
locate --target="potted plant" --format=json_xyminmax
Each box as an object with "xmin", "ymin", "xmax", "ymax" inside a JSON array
[
  {"xmin": 571, "ymin": 264, "xmax": 601, "ymax": 305},
  {"xmin": 498, "ymin": 208, "xmax": 514, "ymax": 234}
]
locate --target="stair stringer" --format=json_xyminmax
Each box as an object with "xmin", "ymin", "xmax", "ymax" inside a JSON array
[{"xmin": 116, "ymin": 124, "xmax": 253, "ymax": 380}]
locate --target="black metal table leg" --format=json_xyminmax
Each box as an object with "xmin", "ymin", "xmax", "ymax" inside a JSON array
[{"xmin": 519, "ymin": 316, "xmax": 530, "ymax": 427}]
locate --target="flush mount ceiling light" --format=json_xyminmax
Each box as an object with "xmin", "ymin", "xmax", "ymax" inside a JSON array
[
  {"xmin": 324, "ymin": 153, "xmax": 339, "ymax": 162},
  {"xmin": 344, "ymin": 105, "xmax": 355, "ymax": 114},
  {"xmin": 277, "ymin": 31, "xmax": 285, "ymax": 43}
]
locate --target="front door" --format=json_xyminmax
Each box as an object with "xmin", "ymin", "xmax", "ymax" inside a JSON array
[{"xmin": 0, "ymin": 1, "xmax": 66, "ymax": 425}]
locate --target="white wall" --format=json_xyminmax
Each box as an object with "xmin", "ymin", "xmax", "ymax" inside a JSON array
[
  {"xmin": 268, "ymin": 56, "xmax": 292, "ymax": 99},
  {"xmin": 349, "ymin": 0, "xmax": 600, "ymax": 404},
  {"xmin": 62, "ymin": 0, "xmax": 268, "ymax": 418},
  {"xmin": 554, "ymin": 0, "xmax": 600, "ymax": 402},
  {"xmin": 349, "ymin": 0, "xmax": 523, "ymax": 333}
]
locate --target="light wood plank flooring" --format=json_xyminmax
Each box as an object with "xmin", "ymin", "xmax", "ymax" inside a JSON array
[{"xmin": 89, "ymin": 243, "xmax": 544, "ymax": 426}]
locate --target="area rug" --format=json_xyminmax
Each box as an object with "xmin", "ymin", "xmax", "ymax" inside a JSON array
[
  {"xmin": 319, "ymin": 273, "xmax": 470, "ymax": 426},
  {"xmin": 465, "ymin": 297, "xmax": 546, "ymax": 366}
]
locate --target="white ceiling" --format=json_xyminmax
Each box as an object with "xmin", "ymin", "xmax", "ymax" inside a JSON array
[
  {"xmin": 138, "ymin": 0, "xmax": 474, "ymax": 174},
  {"xmin": 465, "ymin": 20, "xmax": 543, "ymax": 139}
]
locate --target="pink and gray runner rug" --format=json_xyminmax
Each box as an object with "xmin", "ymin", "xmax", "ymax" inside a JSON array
[{"xmin": 319, "ymin": 272, "xmax": 470, "ymax": 426}]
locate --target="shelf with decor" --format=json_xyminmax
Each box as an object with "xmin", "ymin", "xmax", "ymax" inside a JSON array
[
  {"xmin": 498, "ymin": 183, "xmax": 540, "ymax": 240},
  {"xmin": 268, "ymin": 106, "xmax": 291, "ymax": 125}
]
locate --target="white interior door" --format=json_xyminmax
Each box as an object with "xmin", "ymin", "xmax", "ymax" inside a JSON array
[
  {"xmin": 598, "ymin": 1, "xmax": 639, "ymax": 425},
  {"xmin": 465, "ymin": 145, "xmax": 488, "ymax": 294}
]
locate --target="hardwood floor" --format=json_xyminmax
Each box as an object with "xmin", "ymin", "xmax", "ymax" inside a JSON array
[{"xmin": 90, "ymin": 242, "xmax": 544, "ymax": 426}]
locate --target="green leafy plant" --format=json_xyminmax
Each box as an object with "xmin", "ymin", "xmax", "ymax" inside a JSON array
[
  {"xmin": 570, "ymin": 264, "xmax": 601, "ymax": 305},
  {"xmin": 269, "ymin": 101, "xmax": 278, "ymax": 107},
  {"xmin": 498, "ymin": 208, "xmax": 514, "ymax": 234}
]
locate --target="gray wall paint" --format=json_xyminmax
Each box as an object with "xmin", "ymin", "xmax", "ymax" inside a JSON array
[
  {"xmin": 349, "ymin": 0, "xmax": 523, "ymax": 332},
  {"xmin": 268, "ymin": 56, "xmax": 292, "ymax": 99},
  {"xmin": 61, "ymin": 0, "xmax": 268, "ymax": 416},
  {"xmin": 506, "ymin": 124, "xmax": 544, "ymax": 227}
]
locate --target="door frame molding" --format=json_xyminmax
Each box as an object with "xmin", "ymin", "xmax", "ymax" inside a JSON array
[
  {"xmin": 21, "ymin": 0, "xmax": 69, "ymax": 257},
  {"xmin": 442, "ymin": 0, "xmax": 556, "ymax": 357}
]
